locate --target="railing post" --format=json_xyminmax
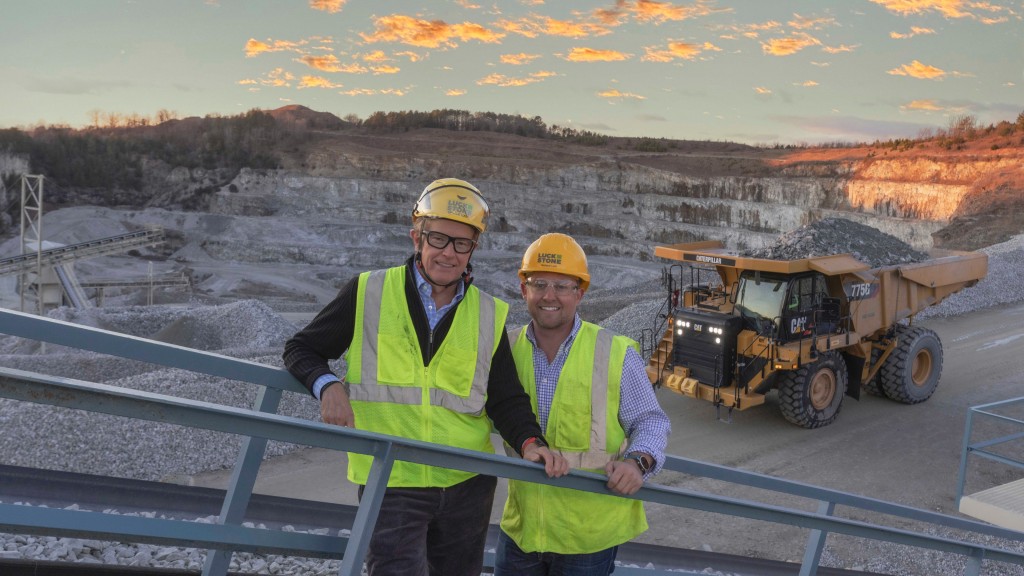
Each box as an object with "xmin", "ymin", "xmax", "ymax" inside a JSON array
[
  {"xmin": 955, "ymin": 407, "xmax": 976, "ymax": 507},
  {"xmin": 339, "ymin": 442, "xmax": 396, "ymax": 576},
  {"xmin": 963, "ymin": 547, "xmax": 984, "ymax": 576},
  {"xmin": 201, "ymin": 386, "xmax": 283, "ymax": 576},
  {"xmin": 798, "ymin": 499, "xmax": 835, "ymax": 576}
]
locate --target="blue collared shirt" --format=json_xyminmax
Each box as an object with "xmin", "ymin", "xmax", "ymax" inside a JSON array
[
  {"xmin": 524, "ymin": 315, "xmax": 671, "ymax": 476},
  {"xmin": 413, "ymin": 264, "xmax": 465, "ymax": 330}
]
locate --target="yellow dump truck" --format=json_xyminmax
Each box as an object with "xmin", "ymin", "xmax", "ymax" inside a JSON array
[{"xmin": 646, "ymin": 240, "xmax": 988, "ymax": 428}]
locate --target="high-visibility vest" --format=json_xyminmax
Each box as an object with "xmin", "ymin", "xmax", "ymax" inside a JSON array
[
  {"xmin": 344, "ymin": 266, "xmax": 508, "ymax": 487},
  {"xmin": 502, "ymin": 322, "xmax": 648, "ymax": 554}
]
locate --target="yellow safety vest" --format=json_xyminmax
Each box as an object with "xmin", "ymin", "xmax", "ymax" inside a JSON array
[
  {"xmin": 345, "ymin": 266, "xmax": 508, "ymax": 487},
  {"xmin": 502, "ymin": 322, "xmax": 648, "ymax": 554}
]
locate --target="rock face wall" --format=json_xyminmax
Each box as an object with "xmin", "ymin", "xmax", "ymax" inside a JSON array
[{"xmin": 208, "ymin": 151, "xmax": 989, "ymax": 269}]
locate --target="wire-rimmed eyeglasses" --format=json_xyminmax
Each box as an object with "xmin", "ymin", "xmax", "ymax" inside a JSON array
[
  {"xmin": 525, "ymin": 278, "xmax": 579, "ymax": 296},
  {"xmin": 422, "ymin": 230, "xmax": 477, "ymax": 254}
]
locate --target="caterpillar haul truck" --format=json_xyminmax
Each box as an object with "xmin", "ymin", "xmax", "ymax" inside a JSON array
[{"xmin": 646, "ymin": 240, "xmax": 988, "ymax": 428}]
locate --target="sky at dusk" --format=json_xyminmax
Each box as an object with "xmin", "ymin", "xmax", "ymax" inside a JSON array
[{"xmin": 2, "ymin": 0, "xmax": 1022, "ymax": 145}]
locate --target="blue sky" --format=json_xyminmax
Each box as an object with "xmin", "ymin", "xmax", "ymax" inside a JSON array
[{"xmin": 2, "ymin": 0, "xmax": 1021, "ymax": 144}]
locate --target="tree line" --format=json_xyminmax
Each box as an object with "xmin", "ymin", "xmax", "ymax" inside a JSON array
[
  {"xmin": 359, "ymin": 108, "xmax": 609, "ymax": 145},
  {"xmin": 0, "ymin": 109, "xmax": 287, "ymax": 191}
]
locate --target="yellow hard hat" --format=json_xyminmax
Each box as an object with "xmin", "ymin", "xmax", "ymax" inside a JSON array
[
  {"xmin": 411, "ymin": 178, "xmax": 489, "ymax": 233},
  {"xmin": 518, "ymin": 233, "xmax": 590, "ymax": 292}
]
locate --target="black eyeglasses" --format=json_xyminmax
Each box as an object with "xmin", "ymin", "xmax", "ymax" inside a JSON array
[
  {"xmin": 525, "ymin": 279, "xmax": 579, "ymax": 295},
  {"xmin": 422, "ymin": 230, "xmax": 477, "ymax": 254}
]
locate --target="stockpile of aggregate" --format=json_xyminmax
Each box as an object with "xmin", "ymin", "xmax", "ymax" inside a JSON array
[
  {"xmin": 742, "ymin": 217, "xmax": 928, "ymax": 267},
  {"xmin": 0, "ymin": 299, "xmax": 323, "ymax": 481}
]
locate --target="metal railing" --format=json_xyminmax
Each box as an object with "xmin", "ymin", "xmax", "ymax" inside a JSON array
[
  {"xmin": 956, "ymin": 396, "xmax": 1024, "ymax": 520},
  {"xmin": 1, "ymin": 307, "xmax": 1023, "ymax": 576}
]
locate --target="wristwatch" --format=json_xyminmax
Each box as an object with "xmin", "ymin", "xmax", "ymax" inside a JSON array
[{"xmin": 623, "ymin": 452, "xmax": 652, "ymax": 475}]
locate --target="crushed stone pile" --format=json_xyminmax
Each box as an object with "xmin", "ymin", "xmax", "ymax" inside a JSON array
[
  {"xmin": 0, "ymin": 300, "xmax": 298, "ymax": 356},
  {"xmin": 742, "ymin": 217, "xmax": 928, "ymax": 267}
]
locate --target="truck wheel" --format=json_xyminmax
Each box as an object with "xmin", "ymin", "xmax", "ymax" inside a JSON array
[
  {"xmin": 778, "ymin": 352, "xmax": 848, "ymax": 428},
  {"xmin": 879, "ymin": 326, "xmax": 943, "ymax": 404}
]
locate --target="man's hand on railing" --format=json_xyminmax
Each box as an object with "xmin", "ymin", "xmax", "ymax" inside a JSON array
[
  {"xmin": 523, "ymin": 444, "xmax": 569, "ymax": 478},
  {"xmin": 320, "ymin": 383, "xmax": 356, "ymax": 428},
  {"xmin": 604, "ymin": 460, "xmax": 644, "ymax": 495}
]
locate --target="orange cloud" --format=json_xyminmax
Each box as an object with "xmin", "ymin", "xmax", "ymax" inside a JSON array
[
  {"xmin": 761, "ymin": 33, "xmax": 821, "ymax": 56},
  {"xmin": 869, "ymin": 0, "xmax": 973, "ymax": 18},
  {"xmin": 822, "ymin": 44, "xmax": 857, "ymax": 53},
  {"xmin": 614, "ymin": 0, "xmax": 725, "ymax": 25},
  {"xmin": 870, "ymin": 0, "xmax": 1013, "ymax": 21},
  {"xmin": 299, "ymin": 75, "xmax": 343, "ymax": 89},
  {"xmin": 642, "ymin": 41, "xmax": 718, "ymax": 62},
  {"xmin": 455, "ymin": 0, "xmax": 481, "ymax": 8},
  {"xmin": 796, "ymin": 80, "xmax": 819, "ymax": 87},
  {"xmin": 500, "ymin": 52, "xmax": 542, "ymax": 65},
  {"xmin": 788, "ymin": 14, "xmax": 835, "ymax": 30},
  {"xmin": 904, "ymin": 99, "xmax": 942, "ymax": 110},
  {"xmin": 261, "ymin": 68, "xmax": 294, "ymax": 87},
  {"xmin": 309, "ymin": 0, "xmax": 345, "ymax": 13},
  {"xmin": 361, "ymin": 50, "xmax": 391, "ymax": 62},
  {"xmin": 564, "ymin": 47, "xmax": 630, "ymax": 62},
  {"xmin": 237, "ymin": 79, "xmax": 257, "ymax": 85},
  {"xmin": 298, "ymin": 54, "xmax": 344, "ymax": 72},
  {"xmin": 341, "ymin": 88, "xmax": 406, "ymax": 96},
  {"xmin": 722, "ymin": 20, "xmax": 782, "ymax": 40},
  {"xmin": 361, "ymin": 15, "xmax": 504, "ymax": 48},
  {"xmin": 476, "ymin": 72, "xmax": 550, "ymax": 87},
  {"xmin": 891, "ymin": 26, "xmax": 936, "ymax": 39},
  {"xmin": 245, "ymin": 38, "xmax": 302, "ymax": 57},
  {"xmin": 754, "ymin": 86, "xmax": 772, "ymax": 95},
  {"xmin": 395, "ymin": 51, "xmax": 423, "ymax": 62},
  {"xmin": 496, "ymin": 15, "xmax": 614, "ymax": 38},
  {"xmin": 371, "ymin": 65, "xmax": 401, "ymax": 74},
  {"xmin": 446, "ymin": 89, "xmax": 467, "ymax": 96},
  {"xmin": 597, "ymin": 89, "xmax": 646, "ymax": 100},
  {"xmin": 887, "ymin": 60, "xmax": 946, "ymax": 79}
]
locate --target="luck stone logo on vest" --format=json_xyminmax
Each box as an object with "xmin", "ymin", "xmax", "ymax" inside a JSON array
[
  {"xmin": 447, "ymin": 198, "xmax": 473, "ymax": 218},
  {"xmin": 536, "ymin": 252, "xmax": 562, "ymax": 265}
]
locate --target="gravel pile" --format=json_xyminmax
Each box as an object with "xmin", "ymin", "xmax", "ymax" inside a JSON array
[
  {"xmin": 741, "ymin": 217, "xmax": 928, "ymax": 267},
  {"xmin": 3, "ymin": 235, "xmax": 1024, "ymax": 574}
]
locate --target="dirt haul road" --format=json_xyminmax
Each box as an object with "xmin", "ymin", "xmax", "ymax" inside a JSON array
[{"xmin": 645, "ymin": 300, "xmax": 1024, "ymax": 568}]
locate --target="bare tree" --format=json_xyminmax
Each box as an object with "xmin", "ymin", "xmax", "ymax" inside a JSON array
[{"xmin": 947, "ymin": 114, "xmax": 976, "ymax": 140}]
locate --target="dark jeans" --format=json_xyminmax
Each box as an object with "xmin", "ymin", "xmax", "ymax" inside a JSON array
[
  {"xmin": 358, "ymin": 473, "xmax": 497, "ymax": 576},
  {"xmin": 493, "ymin": 529, "xmax": 618, "ymax": 576}
]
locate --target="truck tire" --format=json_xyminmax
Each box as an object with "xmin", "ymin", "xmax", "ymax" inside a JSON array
[
  {"xmin": 778, "ymin": 351, "xmax": 848, "ymax": 428},
  {"xmin": 879, "ymin": 326, "xmax": 943, "ymax": 404}
]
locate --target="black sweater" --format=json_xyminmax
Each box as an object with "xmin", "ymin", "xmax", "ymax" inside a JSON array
[{"xmin": 282, "ymin": 256, "xmax": 543, "ymax": 455}]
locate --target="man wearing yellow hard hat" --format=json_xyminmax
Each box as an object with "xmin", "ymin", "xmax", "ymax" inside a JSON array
[
  {"xmin": 496, "ymin": 232, "xmax": 671, "ymax": 575},
  {"xmin": 284, "ymin": 179, "xmax": 568, "ymax": 576}
]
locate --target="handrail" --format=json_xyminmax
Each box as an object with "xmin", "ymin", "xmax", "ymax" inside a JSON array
[
  {"xmin": 956, "ymin": 396, "xmax": 1024, "ymax": 515},
  {"xmin": 1, "ymin": 307, "xmax": 1023, "ymax": 576}
]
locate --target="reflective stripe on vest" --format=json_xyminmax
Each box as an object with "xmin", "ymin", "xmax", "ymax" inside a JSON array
[
  {"xmin": 509, "ymin": 325, "xmax": 628, "ymax": 469},
  {"xmin": 347, "ymin": 267, "xmax": 494, "ymax": 416}
]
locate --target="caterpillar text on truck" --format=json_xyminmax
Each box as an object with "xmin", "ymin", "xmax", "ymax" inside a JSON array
[{"xmin": 646, "ymin": 240, "xmax": 988, "ymax": 428}]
